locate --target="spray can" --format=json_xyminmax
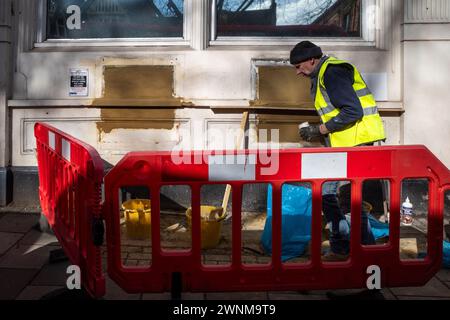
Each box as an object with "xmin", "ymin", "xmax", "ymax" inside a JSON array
[{"xmin": 401, "ymin": 197, "xmax": 414, "ymax": 226}]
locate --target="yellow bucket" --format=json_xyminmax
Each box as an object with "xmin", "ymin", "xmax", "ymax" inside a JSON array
[
  {"xmin": 121, "ymin": 199, "xmax": 151, "ymax": 240},
  {"xmin": 186, "ymin": 206, "xmax": 226, "ymax": 249}
]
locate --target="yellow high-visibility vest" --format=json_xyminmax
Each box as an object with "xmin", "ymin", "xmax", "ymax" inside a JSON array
[{"xmin": 313, "ymin": 57, "xmax": 386, "ymax": 147}]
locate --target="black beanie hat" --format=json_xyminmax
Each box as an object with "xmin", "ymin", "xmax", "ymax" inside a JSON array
[{"xmin": 290, "ymin": 41, "xmax": 323, "ymax": 65}]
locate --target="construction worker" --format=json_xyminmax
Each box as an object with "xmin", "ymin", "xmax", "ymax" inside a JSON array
[{"xmin": 290, "ymin": 41, "xmax": 386, "ymax": 261}]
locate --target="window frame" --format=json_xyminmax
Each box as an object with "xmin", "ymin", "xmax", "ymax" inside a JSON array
[
  {"xmin": 209, "ymin": 0, "xmax": 376, "ymax": 47},
  {"xmin": 35, "ymin": 0, "xmax": 192, "ymax": 48},
  {"xmin": 34, "ymin": 0, "xmax": 381, "ymax": 50}
]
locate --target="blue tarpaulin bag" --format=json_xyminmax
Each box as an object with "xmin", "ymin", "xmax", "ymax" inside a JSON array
[
  {"xmin": 261, "ymin": 184, "xmax": 449, "ymax": 266},
  {"xmin": 444, "ymin": 240, "xmax": 450, "ymax": 269},
  {"xmin": 357, "ymin": 218, "xmax": 450, "ymax": 268},
  {"xmin": 367, "ymin": 214, "xmax": 389, "ymax": 240},
  {"xmin": 261, "ymin": 184, "xmax": 312, "ymax": 262}
]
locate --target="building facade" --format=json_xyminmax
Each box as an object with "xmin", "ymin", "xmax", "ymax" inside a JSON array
[{"xmin": 0, "ymin": 0, "xmax": 449, "ymax": 207}]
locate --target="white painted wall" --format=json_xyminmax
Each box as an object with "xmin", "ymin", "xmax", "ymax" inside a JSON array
[
  {"xmin": 13, "ymin": 48, "xmax": 398, "ymax": 103},
  {"xmin": 403, "ymin": 32, "xmax": 450, "ymax": 168},
  {"xmin": 402, "ymin": 0, "xmax": 450, "ymax": 168},
  {"xmin": 9, "ymin": 0, "xmax": 450, "ymax": 170},
  {"xmin": 12, "ymin": 107, "xmax": 401, "ymax": 167}
]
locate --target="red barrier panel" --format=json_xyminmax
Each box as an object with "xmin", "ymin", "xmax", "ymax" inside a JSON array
[
  {"xmin": 103, "ymin": 146, "xmax": 450, "ymax": 294},
  {"xmin": 34, "ymin": 123, "xmax": 105, "ymax": 298},
  {"xmin": 34, "ymin": 122, "xmax": 450, "ymax": 297}
]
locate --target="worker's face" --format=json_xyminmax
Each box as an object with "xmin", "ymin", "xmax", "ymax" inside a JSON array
[{"xmin": 294, "ymin": 59, "xmax": 316, "ymax": 77}]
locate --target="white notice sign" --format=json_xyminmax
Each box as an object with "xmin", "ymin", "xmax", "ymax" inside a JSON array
[{"xmin": 69, "ymin": 68, "xmax": 88, "ymax": 97}]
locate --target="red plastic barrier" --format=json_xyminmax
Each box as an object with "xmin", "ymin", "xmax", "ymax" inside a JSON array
[
  {"xmin": 34, "ymin": 121, "xmax": 450, "ymax": 297},
  {"xmin": 103, "ymin": 146, "xmax": 450, "ymax": 294},
  {"xmin": 34, "ymin": 123, "xmax": 105, "ymax": 298}
]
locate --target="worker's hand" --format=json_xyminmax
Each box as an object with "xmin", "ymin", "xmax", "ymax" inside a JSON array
[{"xmin": 299, "ymin": 124, "xmax": 322, "ymax": 142}]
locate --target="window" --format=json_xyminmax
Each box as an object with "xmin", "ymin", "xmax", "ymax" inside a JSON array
[
  {"xmin": 216, "ymin": 0, "xmax": 361, "ymax": 37},
  {"xmin": 46, "ymin": 0, "xmax": 184, "ymax": 39}
]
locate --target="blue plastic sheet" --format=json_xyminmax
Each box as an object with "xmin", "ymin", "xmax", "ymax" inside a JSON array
[
  {"xmin": 444, "ymin": 241, "xmax": 450, "ymax": 269},
  {"xmin": 367, "ymin": 214, "xmax": 389, "ymax": 240},
  {"xmin": 366, "ymin": 220, "xmax": 450, "ymax": 269},
  {"xmin": 261, "ymin": 184, "xmax": 312, "ymax": 262},
  {"xmin": 261, "ymin": 185, "xmax": 450, "ymax": 266},
  {"xmin": 261, "ymin": 184, "xmax": 388, "ymax": 262}
]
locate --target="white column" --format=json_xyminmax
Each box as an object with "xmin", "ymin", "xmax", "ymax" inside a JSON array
[
  {"xmin": 190, "ymin": 0, "xmax": 211, "ymax": 50},
  {"xmin": 0, "ymin": 0, "xmax": 12, "ymax": 168},
  {"xmin": 405, "ymin": 0, "xmax": 450, "ymax": 22},
  {"xmin": 0, "ymin": 0, "xmax": 13, "ymax": 205},
  {"xmin": 403, "ymin": 0, "xmax": 450, "ymax": 167}
]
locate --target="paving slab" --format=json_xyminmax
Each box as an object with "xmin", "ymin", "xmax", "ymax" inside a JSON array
[
  {"xmin": 15, "ymin": 286, "xmax": 65, "ymax": 300},
  {"xmin": 0, "ymin": 244, "xmax": 61, "ymax": 269},
  {"xmin": 0, "ymin": 213, "xmax": 39, "ymax": 233},
  {"xmin": 389, "ymin": 277, "xmax": 450, "ymax": 298},
  {"xmin": 182, "ymin": 292, "xmax": 206, "ymax": 300},
  {"xmin": 268, "ymin": 292, "xmax": 327, "ymax": 300},
  {"xmin": 0, "ymin": 232, "xmax": 23, "ymax": 255},
  {"xmin": 0, "ymin": 268, "xmax": 39, "ymax": 299},
  {"xmin": 205, "ymin": 291, "xmax": 268, "ymax": 300},
  {"xmin": 31, "ymin": 260, "xmax": 71, "ymax": 286},
  {"xmin": 308, "ymin": 288, "xmax": 374, "ymax": 295},
  {"xmin": 380, "ymin": 288, "xmax": 397, "ymax": 300},
  {"xmin": 141, "ymin": 292, "xmax": 205, "ymax": 300},
  {"xmin": 19, "ymin": 229, "xmax": 58, "ymax": 246},
  {"xmin": 103, "ymin": 276, "xmax": 141, "ymax": 300},
  {"xmin": 142, "ymin": 292, "xmax": 171, "ymax": 300},
  {"xmin": 436, "ymin": 269, "xmax": 450, "ymax": 282},
  {"xmin": 396, "ymin": 296, "xmax": 450, "ymax": 300}
]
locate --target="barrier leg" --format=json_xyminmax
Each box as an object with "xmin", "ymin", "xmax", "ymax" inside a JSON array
[{"xmin": 171, "ymin": 272, "xmax": 182, "ymax": 300}]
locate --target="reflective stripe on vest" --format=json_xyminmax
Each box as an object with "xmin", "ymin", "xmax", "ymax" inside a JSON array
[
  {"xmin": 363, "ymin": 106, "xmax": 379, "ymax": 116},
  {"xmin": 356, "ymin": 87, "xmax": 371, "ymax": 97},
  {"xmin": 313, "ymin": 57, "xmax": 386, "ymax": 147},
  {"xmin": 316, "ymin": 83, "xmax": 375, "ymax": 117}
]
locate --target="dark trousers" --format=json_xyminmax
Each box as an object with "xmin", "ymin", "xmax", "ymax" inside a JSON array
[
  {"xmin": 322, "ymin": 142, "xmax": 377, "ymax": 254},
  {"xmin": 322, "ymin": 194, "xmax": 375, "ymax": 255}
]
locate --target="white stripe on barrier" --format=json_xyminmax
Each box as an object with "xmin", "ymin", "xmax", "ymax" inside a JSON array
[
  {"xmin": 48, "ymin": 131, "xmax": 55, "ymax": 150},
  {"xmin": 62, "ymin": 138, "xmax": 71, "ymax": 161},
  {"xmin": 208, "ymin": 154, "xmax": 256, "ymax": 181},
  {"xmin": 301, "ymin": 152, "xmax": 347, "ymax": 179}
]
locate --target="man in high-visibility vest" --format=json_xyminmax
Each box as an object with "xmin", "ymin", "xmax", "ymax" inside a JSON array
[{"xmin": 290, "ymin": 41, "xmax": 386, "ymax": 261}]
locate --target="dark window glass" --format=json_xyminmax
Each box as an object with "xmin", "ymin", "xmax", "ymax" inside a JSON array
[
  {"xmin": 217, "ymin": 0, "xmax": 361, "ymax": 37},
  {"xmin": 47, "ymin": 0, "xmax": 184, "ymax": 39}
]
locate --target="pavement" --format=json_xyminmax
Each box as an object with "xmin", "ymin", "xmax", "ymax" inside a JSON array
[{"xmin": 1, "ymin": 212, "xmax": 450, "ymax": 300}]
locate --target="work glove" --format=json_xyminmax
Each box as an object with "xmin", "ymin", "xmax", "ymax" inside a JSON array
[{"xmin": 299, "ymin": 124, "xmax": 322, "ymax": 142}]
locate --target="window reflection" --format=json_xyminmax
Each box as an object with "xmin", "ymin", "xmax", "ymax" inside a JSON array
[
  {"xmin": 47, "ymin": 0, "xmax": 184, "ymax": 39},
  {"xmin": 217, "ymin": 0, "xmax": 361, "ymax": 37}
]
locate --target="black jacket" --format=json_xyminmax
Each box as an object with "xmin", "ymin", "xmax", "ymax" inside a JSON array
[{"xmin": 322, "ymin": 64, "xmax": 364, "ymax": 132}]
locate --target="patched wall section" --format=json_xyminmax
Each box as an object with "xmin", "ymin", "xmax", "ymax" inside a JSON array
[{"xmin": 252, "ymin": 66, "xmax": 314, "ymax": 108}]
